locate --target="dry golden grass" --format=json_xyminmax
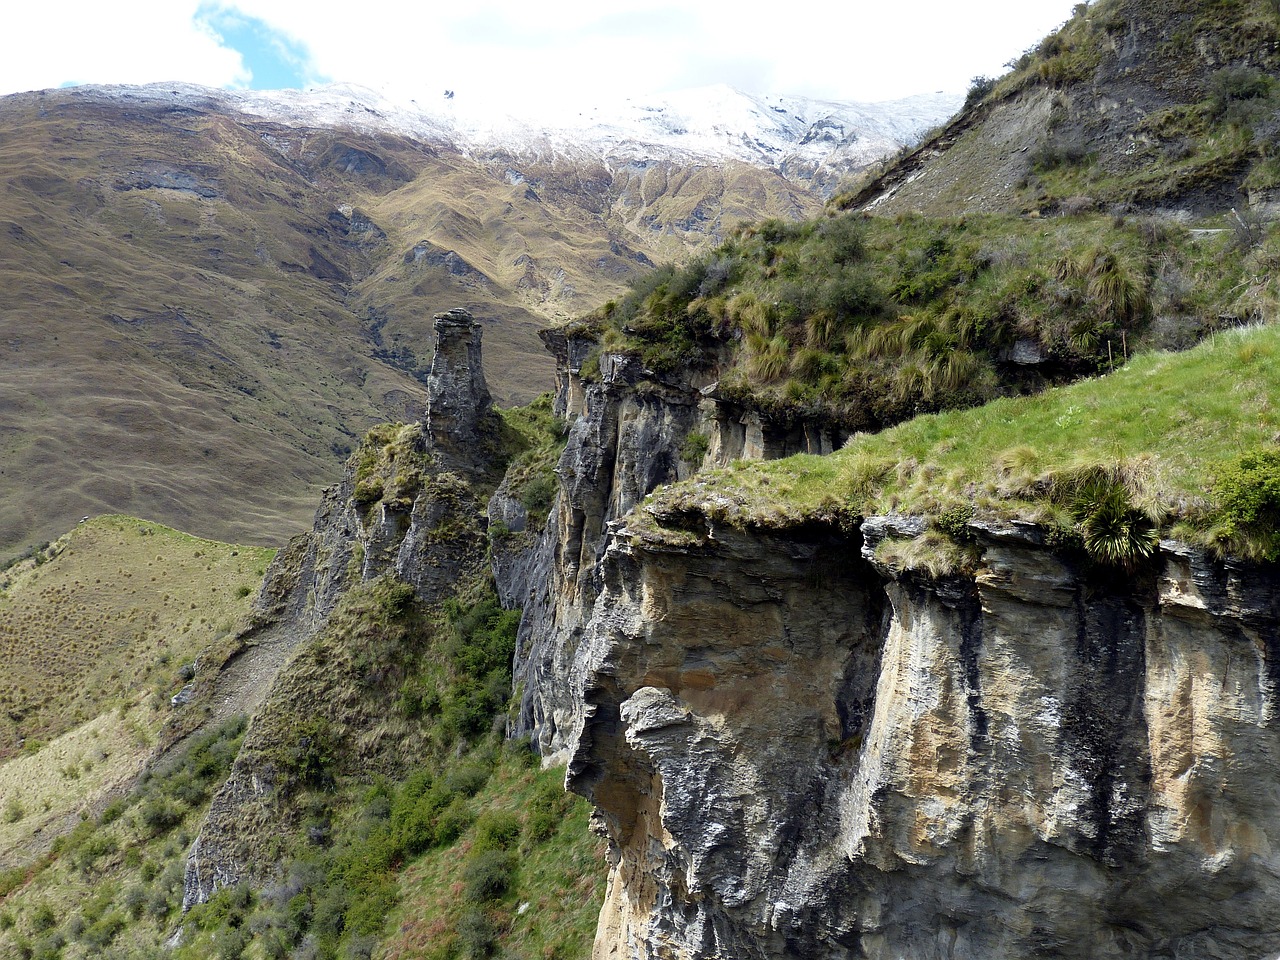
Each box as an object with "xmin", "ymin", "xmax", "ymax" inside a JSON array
[
  {"xmin": 0, "ymin": 89, "xmax": 827, "ymax": 557},
  {"xmin": 0, "ymin": 515, "xmax": 273, "ymax": 761},
  {"xmin": 0, "ymin": 706, "xmax": 155, "ymax": 869}
]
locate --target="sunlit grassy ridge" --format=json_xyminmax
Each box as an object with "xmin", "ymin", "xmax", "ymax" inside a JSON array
[{"xmin": 645, "ymin": 322, "xmax": 1280, "ymax": 561}]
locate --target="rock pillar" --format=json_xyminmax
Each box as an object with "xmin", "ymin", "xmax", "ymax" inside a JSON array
[{"xmin": 425, "ymin": 308, "xmax": 492, "ymax": 451}]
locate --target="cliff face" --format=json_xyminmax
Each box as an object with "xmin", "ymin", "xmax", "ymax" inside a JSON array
[
  {"xmin": 182, "ymin": 304, "xmax": 1280, "ymax": 957},
  {"xmin": 564, "ymin": 505, "xmax": 1280, "ymax": 959},
  {"xmin": 504, "ymin": 329, "xmax": 1280, "ymax": 958},
  {"xmin": 506, "ymin": 333, "xmax": 846, "ymax": 762}
]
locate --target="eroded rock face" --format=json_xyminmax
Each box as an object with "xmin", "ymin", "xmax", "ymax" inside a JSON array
[
  {"xmin": 507, "ymin": 352, "xmax": 702, "ymax": 763},
  {"xmin": 426, "ymin": 307, "xmax": 492, "ymax": 454},
  {"xmin": 570, "ymin": 515, "xmax": 1280, "ymax": 959},
  {"xmin": 506, "ymin": 336, "xmax": 851, "ymax": 762}
]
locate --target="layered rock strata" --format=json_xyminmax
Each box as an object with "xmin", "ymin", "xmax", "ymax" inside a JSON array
[
  {"xmin": 506, "ymin": 335, "xmax": 849, "ymax": 762},
  {"xmin": 567, "ymin": 509, "xmax": 1280, "ymax": 959}
]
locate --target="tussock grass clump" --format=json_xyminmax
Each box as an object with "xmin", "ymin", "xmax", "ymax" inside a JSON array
[
  {"xmin": 643, "ymin": 322, "xmax": 1280, "ymax": 567},
  {"xmin": 585, "ymin": 211, "xmax": 1276, "ymax": 437}
]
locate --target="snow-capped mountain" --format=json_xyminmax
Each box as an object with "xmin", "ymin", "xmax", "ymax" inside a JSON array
[
  {"xmin": 0, "ymin": 77, "xmax": 957, "ymax": 553},
  {"xmin": 71, "ymin": 81, "xmax": 961, "ymax": 183}
]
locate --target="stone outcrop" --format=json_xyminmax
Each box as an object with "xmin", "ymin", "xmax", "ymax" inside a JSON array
[
  {"xmin": 182, "ymin": 302, "xmax": 1280, "ymax": 958},
  {"xmin": 426, "ymin": 308, "xmax": 492, "ymax": 455},
  {"xmin": 505, "ymin": 331, "xmax": 850, "ymax": 762},
  {"xmin": 183, "ymin": 312, "xmax": 492, "ymax": 908},
  {"xmin": 566, "ymin": 507, "xmax": 1280, "ymax": 959}
]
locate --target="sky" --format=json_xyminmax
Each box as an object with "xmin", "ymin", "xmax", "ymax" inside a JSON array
[{"xmin": 3, "ymin": 1, "xmax": 1084, "ymax": 118}]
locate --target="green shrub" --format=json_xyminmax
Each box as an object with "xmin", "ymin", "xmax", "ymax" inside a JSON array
[
  {"xmin": 1211, "ymin": 447, "xmax": 1280, "ymax": 559},
  {"xmin": 3, "ymin": 798, "xmax": 24, "ymax": 823},
  {"xmin": 1208, "ymin": 65, "xmax": 1273, "ymax": 121},
  {"xmin": 138, "ymin": 796, "xmax": 188, "ymax": 837},
  {"xmin": 456, "ymin": 906, "xmax": 498, "ymax": 959},
  {"xmin": 353, "ymin": 477, "xmax": 384, "ymax": 505},
  {"xmin": 525, "ymin": 777, "xmax": 569, "ymax": 843},
  {"xmin": 680, "ymin": 431, "xmax": 710, "ymax": 465},
  {"xmin": 935, "ymin": 504, "xmax": 976, "ymax": 543},
  {"xmin": 472, "ymin": 811, "xmax": 521, "ymax": 855},
  {"xmin": 434, "ymin": 798, "xmax": 473, "ymax": 846},
  {"xmin": 280, "ymin": 717, "xmax": 336, "ymax": 790},
  {"xmin": 462, "ymin": 850, "xmax": 517, "ymax": 903},
  {"xmin": 965, "ymin": 75, "xmax": 996, "ymax": 108},
  {"xmin": 123, "ymin": 883, "xmax": 147, "ymax": 919},
  {"xmin": 518, "ymin": 474, "xmax": 557, "ymax": 517},
  {"xmin": 29, "ymin": 902, "xmax": 56, "ymax": 932}
]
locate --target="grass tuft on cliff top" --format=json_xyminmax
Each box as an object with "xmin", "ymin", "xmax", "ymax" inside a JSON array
[
  {"xmin": 583, "ymin": 210, "xmax": 1278, "ymax": 436},
  {"xmin": 645, "ymin": 320, "xmax": 1280, "ymax": 560}
]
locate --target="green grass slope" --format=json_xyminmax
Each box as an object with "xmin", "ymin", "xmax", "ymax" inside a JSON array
[
  {"xmin": 0, "ymin": 515, "xmax": 273, "ymax": 761},
  {"xmin": 584, "ymin": 209, "xmax": 1278, "ymax": 433},
  {"xmin": 646, "ymin": 320, "xmax": 1280, "ymax": 568},
  {"xmin": 0, "ymin": 515, "xmax": 271, "ymax": 881}
]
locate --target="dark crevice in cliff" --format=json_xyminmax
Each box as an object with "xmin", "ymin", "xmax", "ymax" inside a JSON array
[{"xmin": 1068, "ymin": 591, "xmax": 1151, "ymax": 866}]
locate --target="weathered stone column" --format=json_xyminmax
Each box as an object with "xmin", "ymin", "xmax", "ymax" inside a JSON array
[{"xmin": 425, "ymin": 308, "xmax": 492, "ymax": 451}]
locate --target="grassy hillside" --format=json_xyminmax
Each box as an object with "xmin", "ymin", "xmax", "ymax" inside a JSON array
[
  {"xmin": 0, "ymin": 85, "xmax": 834, "ymax": 558},
  {"xmin": 646, "ymin": 320, "xmax": 1280, "ymax": 569},
  {"xmin": 0, "ymin": 516, "xmax": 271, "ymax": 874},
  {"xmin": 0, "ymin": 516, "xmax": 272, "ymax": 761},
  {"xmin": 0, "ymin": 511, "xmax": 604, "ymax": 960},
  {"xmin": 585, "ymin": 209, "xmax": 1277, "ymax": 431},
  {"xmin": 0, "ymin": 722, "xmax": 601, "ymax": 960}
]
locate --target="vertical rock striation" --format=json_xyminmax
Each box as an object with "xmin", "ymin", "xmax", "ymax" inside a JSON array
[
  {"xmin": 567, "ymin": 507, "xmax": 1280, "ymax": 959},
  {"xmin": 505, "ymin": 330, "xmax": 851, "ymax": 762}
]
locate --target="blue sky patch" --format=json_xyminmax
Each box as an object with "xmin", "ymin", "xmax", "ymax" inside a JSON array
[{"xmin": 196, "ymin": 5, "xmax": 318, "ymax": 90}]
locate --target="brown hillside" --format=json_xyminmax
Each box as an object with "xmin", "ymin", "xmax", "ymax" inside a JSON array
[{"xmin": 0, "ymin": 86, "xmax": 830, "ymax": 555}]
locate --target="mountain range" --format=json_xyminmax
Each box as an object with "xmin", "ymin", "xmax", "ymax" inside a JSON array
[
  {"xmin": 7, "ymin": 1, "xmax": 1280, "ymax": 958},
  {"xmin": 0, "ymin": 81, "xmax": 957, "ymax": 558}
]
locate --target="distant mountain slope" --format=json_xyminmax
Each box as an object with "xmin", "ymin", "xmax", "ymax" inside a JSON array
[
  {"xmin": 196, "ymin": 81, "xmax": 960, "ymax": 193},
  {"xmin": 842, "ymin": 0, "xmax": 1280, "ymax": 217},
  {"xmin": 0, "ymin": 83, "xmax": 954, "ymax": 556}
]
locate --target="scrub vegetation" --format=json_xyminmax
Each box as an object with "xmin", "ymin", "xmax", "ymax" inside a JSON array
[
  {"xmin": 0, "ymin": 563, "xmax": 602, "ymax": 960},
  {"xmin": 644, "ymin": 321, "xmax": 1280, "ymax": 568},
  {"xmin": 586, "ymin": 211, "xmax": 1277, "ymax": 433}
]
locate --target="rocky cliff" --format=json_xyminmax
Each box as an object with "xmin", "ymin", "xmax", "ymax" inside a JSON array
[
  {"xmin": 843, "ymin": 0, "xmax": 1280, "ymax": 218},
  {"xmin": 183, "ymin": 310, "xmax": 497, "ymax": 906},
  {"xmin": 503, "ymin": 332, "xmax": 847, "ymax": 763},
  {"xmin": 563, "ymin": 504, "xmax": 1280, "ymax": 959},
  {"xmin": 181, "ymin": 301, "xmax": 1280, "ymax": 958},
  {"xmin": 493, "ymin": 327, "xmax": 1280, "ymax": 959}
]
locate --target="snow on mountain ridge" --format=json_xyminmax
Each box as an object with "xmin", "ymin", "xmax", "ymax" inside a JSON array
[{"xmin": 58, "ymin": 81, "xmax": 961, "ymax": 175}]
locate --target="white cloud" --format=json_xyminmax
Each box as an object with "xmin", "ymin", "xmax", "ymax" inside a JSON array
[
  {"xmin": 3, "ymin": 1, "xmax": 247, "ymax": 94},
  {"xmin": 3, "ymin": 0, "xmax": 1083, "ymax": 113}
]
